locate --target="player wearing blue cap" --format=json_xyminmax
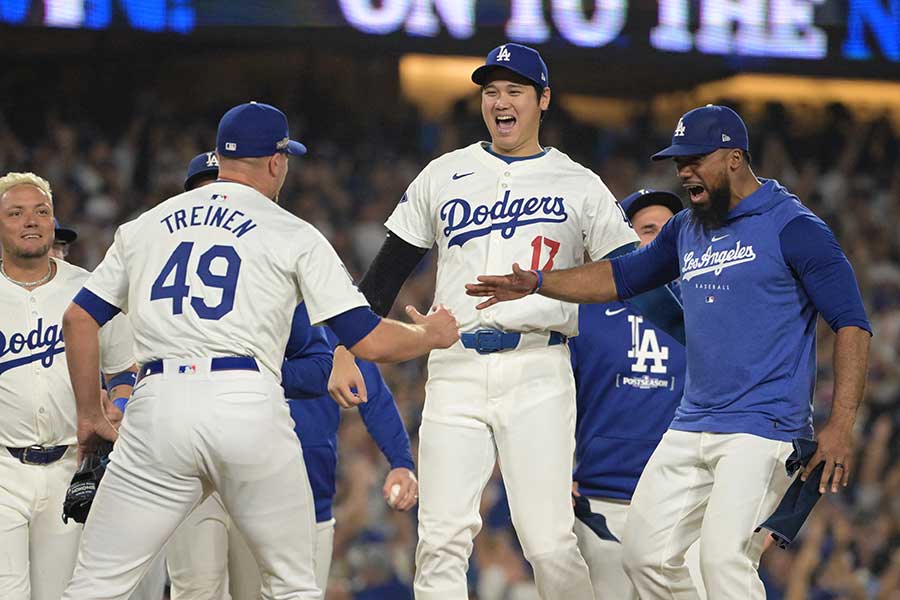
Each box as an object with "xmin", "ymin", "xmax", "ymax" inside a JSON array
[
  {"xmin": 61, "ymin": 102, "xmax": 458, "ymax": 600},
  {"xmin": 162, "ymin": 153, "xmax": 417, "ymax": 600},
  {"xmin": 467, "ymin": 104, "xmax": 871, "ymax": 600},
  {"xmin": 571, "ymin": 189, "xmax": 689, "ymax": 599},
  {"xmin": 330, "ymin": 43, "xmax": 639, "ymax": 599},
  {"xmin": 51, "ymin": 218, "xmax": 78, "ymax": 260}
]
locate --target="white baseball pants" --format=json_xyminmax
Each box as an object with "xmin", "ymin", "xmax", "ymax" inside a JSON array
[
  {"xmin": 0, "ymin": 447, "xmax": 80, "ymax": 600},
  {"xmin": 62, "ymin": 359, "xmax": 320, "ymax": 600},
  {"xmin": 167, "ymin": 493, "xmax": 232, "ymax": 600},
  {"xmin": 622, "ymin": 429, "xmax": 793, "ymax": 599},
  {"xmin": 228, "ymin": 516, "xmax": 335, "ymax": 600},
  {"xmin": 575, "ymin": 496, "xmax": 705, "ymax": 600},
  {"xmin": 414, "ymin": 344, "xmax": 593, "ymax": 600}
]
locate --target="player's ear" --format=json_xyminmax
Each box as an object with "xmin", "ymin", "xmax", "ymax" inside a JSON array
[
  {"xmin": 267, "ymin": 154, "xmax": 280, "ymax": 178},
  {"xmin": 539, "ymin": 87, "xmax": 550, "ymax": 111}
]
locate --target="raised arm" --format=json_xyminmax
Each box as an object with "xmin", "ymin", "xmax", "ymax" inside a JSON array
[
  {"xmin": 326, "ymin": 305, "xmax": 458, "ymax": 364},
  {"xmin": 466, "ymin": 216, "xmax": 682, "ymax": 308}
]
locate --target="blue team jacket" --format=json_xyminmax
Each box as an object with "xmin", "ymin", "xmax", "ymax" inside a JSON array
[{"xmin": 571, "ymin": 298, "xmax": 686, "ymax": 500}]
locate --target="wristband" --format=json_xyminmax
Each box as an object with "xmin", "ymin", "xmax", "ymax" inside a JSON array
[
  {"xmin": 108, "ymin": 371, "xmax": 137, "ymax": 389},
  {"xmin": 112, "ymin": 397, "xmax": 129, "ymax": 412},
  {"xmin": 529, "ymin": 270, "xmax": 543, "ymax": 294}
]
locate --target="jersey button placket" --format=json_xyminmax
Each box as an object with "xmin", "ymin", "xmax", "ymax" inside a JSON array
[{"xmin": 484, "ymin": 171, "xmax": 508, "ymax": 327}]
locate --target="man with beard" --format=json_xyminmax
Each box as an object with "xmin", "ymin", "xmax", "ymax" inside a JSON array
[{"xmin": 465, "ymin": 104, "xmax": 872, "ymax": 599}]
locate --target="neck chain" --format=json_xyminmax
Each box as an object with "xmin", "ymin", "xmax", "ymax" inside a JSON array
[{"xmin": 0, "ymin": 259, "xmax": 53, "ymax": 288}]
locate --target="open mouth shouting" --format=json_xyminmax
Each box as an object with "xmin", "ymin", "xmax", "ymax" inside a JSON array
[
  {"xmin": 495, "ymin": 114, "xmax": 516, "ymax": 135},
  {"xmin": 684, "ymin": 183, "xmax": 707, "ymax": 205}
]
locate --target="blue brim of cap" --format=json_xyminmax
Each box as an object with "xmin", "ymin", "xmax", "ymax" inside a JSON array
[
  {"xmin": 184, "ymin": 167, "xmax": 220, "ymax": 191},
  {"xmin": 651, "ymin": 143, "xmax": 719, "ymax": 161},
  {"xmin": 623, "ymin": 193, "xmax": 684, "ymax": 220},
  {"xmin": 284, "ymin": 140, "xmax": 307, "ymax": 156},
  {"xmin": 471, "ymin": 64, "xmax": 543, "ymax": 88}
]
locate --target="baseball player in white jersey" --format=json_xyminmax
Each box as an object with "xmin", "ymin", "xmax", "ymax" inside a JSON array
[
  {"xmin": 331, "ymin": 44, "xmax": 638, "ymax": 599},
  {"xmin": 0, "ymin": 172, "xmax": 135, "ymax": 600},
  {"xmin": 59, "ymin": 101, "xmax": 458, "ymax": 600}
]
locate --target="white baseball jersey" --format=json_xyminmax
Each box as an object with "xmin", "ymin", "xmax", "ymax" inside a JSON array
[
  {"xmin": 84, "ymin": 181, "xmax": 368, "ymax": 379},
  {"xmin": 0, "ymin": 259, "xmax": 134, "ymax": 448},
  {"xmin": 386, "ymin": 142, "xmax": 638, "ymax": 336}
]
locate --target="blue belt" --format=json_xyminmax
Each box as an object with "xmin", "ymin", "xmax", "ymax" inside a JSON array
[
  {"xmin": 460, "ymin": 329, "xmax": 566, "ymax": 355},
  {"xmin": 7, "ymin": 445, "xmax": 68, "ymax": 465},
  {"xmin": 137, "ymin": 356, "xmax": 259, "ymax": 383}
]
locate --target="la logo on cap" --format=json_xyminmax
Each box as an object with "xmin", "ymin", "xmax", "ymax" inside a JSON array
[
  {"xmin": 205, "ymin": 152, "xmax": 219, "ymax": 167},
  {"xmin": 674, "ymin": 118, "xmax": 686, "ymax": 137},
  {"xmin": 497, "ymin": 45, "xmax": 511, "ymax": 62}
]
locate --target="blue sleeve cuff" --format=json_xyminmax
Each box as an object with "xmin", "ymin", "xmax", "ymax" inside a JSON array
[
  {"xmin": 113, "ymin": 397, "xmax": 129, "ymax": 412},
  {"xmin": 73, "ymin": 288, "xmax": 121, "ymax": 326},
  {"xmin": 326, "ymin": 307, "xmax": 382, "ymax": 349},
  {"xmin": 390, "ymin": 455, "xmax": 416, "ymax": 471}
]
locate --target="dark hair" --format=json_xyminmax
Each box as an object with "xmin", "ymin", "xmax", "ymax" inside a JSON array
[{"xmin": 742, "ymin": 150, "xmax": 752, "ymax": 165}]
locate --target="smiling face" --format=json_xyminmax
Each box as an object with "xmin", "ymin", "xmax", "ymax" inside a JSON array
[
  {"xmin": 0, "ymin": 184, "xmax": 54, "ymax": 259},
  {"xmin": 481, "ymin": 69, "xmax": 550, "ymax": 157},
  {"xmin": 674, "ymin": 149, "xmax": 734, "ymax": 230}
]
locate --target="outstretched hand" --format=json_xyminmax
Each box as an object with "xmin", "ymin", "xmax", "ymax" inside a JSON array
[
  {"xmin": 406, "ymin": 304, "xmax": 459, "ymax": 349},
  {"xmin": 465, "ymin": 263, "xmax": 538, "ymax": 309}
]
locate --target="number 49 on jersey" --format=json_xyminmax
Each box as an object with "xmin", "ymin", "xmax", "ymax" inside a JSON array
[{"xmin": 150, "ymin": 241, "xmax": 242, "ymax": 320}]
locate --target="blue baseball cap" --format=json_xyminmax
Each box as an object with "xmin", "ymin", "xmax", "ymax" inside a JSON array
[
  {"xmin": 53, "ymin": 218, "xmax": 77, "ymax": 244},
  {"xmin": 216, "ymin": 102, "xmax": 307, "ymax": 159},
  {"xmin": 652, "ymin": 105, "xmax": 749, "ymax": 161},
  {"xmin": 471, "ymin": 43, "xmax": 549, "ymax": 89},
  {"xmin": 184, "ymin": 151, "xmax": 220, "ymax": 191},
  {"xmin": 620, "ymin": 189, "xmax": 683, "ymax": 220}
]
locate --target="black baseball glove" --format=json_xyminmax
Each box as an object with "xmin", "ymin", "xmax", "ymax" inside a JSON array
[{"xmin": 62, "ymin": 440, "xmax": 114, "ymax": 524}]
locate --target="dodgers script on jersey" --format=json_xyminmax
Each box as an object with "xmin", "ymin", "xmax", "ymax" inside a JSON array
[
  {"xmin": 83, "ymin": 180, "xmax": 368, "ymax": 378},
  {"xmin": 0, "ymin": 259, "xmax": 133, "ymax": 448},
  {"xmin": 386, "ymin": 142, "xmax": 638, "ymax": 336}
]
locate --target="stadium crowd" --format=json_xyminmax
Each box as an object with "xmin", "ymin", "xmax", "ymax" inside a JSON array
[{"xmin": 1, "ymin": 88, "xmax": 897, "ymax": 599}]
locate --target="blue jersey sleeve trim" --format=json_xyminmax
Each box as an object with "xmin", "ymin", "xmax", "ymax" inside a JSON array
[
  {"xmin": 779, "ymin": 216, "xmax": 872, "ymax": 335},
  {"xmin": 610, "ymin": 215, "xmax": 682, "ymax": 299},
  {"xmin": 73, "ymin": 288, "xmax": 121, "ymax": 326},
  {"xmin": 326, "ymin": 307, "xmax": 382, "ymax": 349}
]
